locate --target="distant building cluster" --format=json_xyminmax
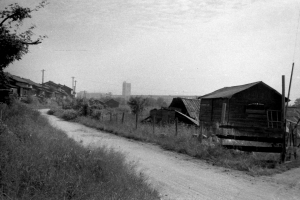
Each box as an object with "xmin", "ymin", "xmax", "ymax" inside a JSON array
[
  {"xmin": 0, "ymin": 72, "xmax": 74, "ymax": 103},
  {"xmin": 122, "ymin": 81, "xmax": 131, "ymax": 101},
  {"xmin": 77, "ymin": 91, "xmax": 112, "ymax": 99}
]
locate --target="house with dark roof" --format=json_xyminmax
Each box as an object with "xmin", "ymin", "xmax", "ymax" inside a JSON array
[
  {"xmin": 198, "ymin": 81, "xmax": 288, "ymax": 128},
  {"xmin": 105, "ymin": 98, "xmax": 119, "ymax": 108},
  {"xmin": 43, "ymin": 81, "xmax": 72, "ymax": 99},
  {"xmin": 6, "ymin": 73, "xmax": 33, "ymax": 99},
  {"xmin": 21, "ymin": 78, "xmax": 44, "ymax": 97},
  {"xmin": 58, "ymin": 84, "xmax": 73, "ymax": 97}
]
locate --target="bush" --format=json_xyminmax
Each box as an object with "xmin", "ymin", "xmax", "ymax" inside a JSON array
[
  {"xmin": 79, "ymin": 103, "xmax": 90, "ymax": 116},
  {"xmin": 47, "ymin": 109, "xmax": 55, "ymax": 115},
  {"xmin": 61, "ymin": 109, "xmax": 78, "ymax": 121},
  {"xmin": 91, "ymin": 109, "xmax": 102, "ymax": 120},
  {"xmin": 21, "ymin": 95, "xmax": 34, "ymax": 104}
]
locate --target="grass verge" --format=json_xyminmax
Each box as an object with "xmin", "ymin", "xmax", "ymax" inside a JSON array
[{"xmin": 0, "ymin": 102, "xmax": 159, "ymax": 199}]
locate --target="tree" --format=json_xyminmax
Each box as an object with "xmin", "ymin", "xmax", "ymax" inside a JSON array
[
  {"xmin": 156, "ymin": 97, "xmax": 167, "ymax": 107},
  {"xmin": 127, "ymin": 96, "xmax": 148, "ymax": 115},
  {"xmin": 293, "ymin": 98, "xmax": 300, "ymax": 107},
  {"xmin": 0, "ymin": 1, "xmax": 48, "ymax": 71},
  {"xmin": 145, "ymin": 97, "xmax": 156, "ymax": 107}
]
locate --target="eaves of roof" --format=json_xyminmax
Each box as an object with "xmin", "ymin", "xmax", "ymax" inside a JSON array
[
  {"xmin": 199, "ymin": 82, "xmax": 261, "ymax": 99},
  {"xmin": 175, "ymin": 110, "xmax": 199, "ymax": 126}
]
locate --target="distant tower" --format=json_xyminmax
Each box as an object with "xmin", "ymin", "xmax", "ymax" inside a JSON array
[{"xmin": 122, "ymin": 81, "xmax": 131, "ymax": 100}]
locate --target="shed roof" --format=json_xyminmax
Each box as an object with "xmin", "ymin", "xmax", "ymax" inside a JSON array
[
  {"xmin": 169, "ymin": 98, "xmax": 200, "ymax": 121},
  {"xmin": 199, "ymin": 81, "xmax": 283, "ymax": 99},
  {"xmin": 181, "ymin": 98, "xmax": 201, "ymax": 121}
]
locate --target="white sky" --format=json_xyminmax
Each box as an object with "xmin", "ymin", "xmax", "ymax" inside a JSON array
[{"xmin": 2, "ymin": 0, "xmax": 300, "ymax": 103}]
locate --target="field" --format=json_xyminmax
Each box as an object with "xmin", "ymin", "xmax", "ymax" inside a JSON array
[{"xmin": 0, "ymin": 101, "xmax": 159, "ymax": 199}]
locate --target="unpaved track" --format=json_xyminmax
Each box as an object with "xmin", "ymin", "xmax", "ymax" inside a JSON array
[{"xmin": 41, "ymin": 110, "xmax": 300, "ymax": 200}]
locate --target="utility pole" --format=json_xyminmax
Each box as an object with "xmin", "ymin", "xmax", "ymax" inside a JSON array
[
  {"xmin": 71, "ymin": 77, "xmax": 75, "ymax": 91},
  {"xmin": 41, "ymin": 69, "xmax": 45, "ymax": 84},
  {"xmin": 74, "ymin": 80, "xmax": 77, "ymax": 97}
]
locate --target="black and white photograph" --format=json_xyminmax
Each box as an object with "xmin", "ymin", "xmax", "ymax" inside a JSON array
[{"xmin": 1, "ymin": 0, "xmax": 300, "ymax": 199}]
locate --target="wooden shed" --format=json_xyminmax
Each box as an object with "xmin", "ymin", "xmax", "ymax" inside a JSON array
[
  {"xmin": 142, "ymin": 98, "xmax": 200, "ymax": 125},
  {"xmin": 198, "ymin": 81, "xmax": 287, "ymax": 128},
  {"xmin": 105, "ymin": 99, "xmax": 119, "ymax": 108}
]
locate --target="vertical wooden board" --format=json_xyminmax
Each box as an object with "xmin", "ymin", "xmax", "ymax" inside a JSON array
[
  {"xmin": 221, "ymin": 103, "xmax": 227, "ymax": 124},
  {"xmin": 199, "ymin": 99, "xmax": 212, "ymax": 122}
]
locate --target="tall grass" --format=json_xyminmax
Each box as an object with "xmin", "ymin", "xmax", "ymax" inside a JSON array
[
  {"xmin": 0, "ymin": 102, "xmax": 159, "ymax": 199},
  {"xmin": 49, "ymin": 106, "xmax": 300, "ymax": 176}
]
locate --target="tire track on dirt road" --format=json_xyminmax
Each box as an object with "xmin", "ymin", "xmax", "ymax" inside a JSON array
[{"xmin": 41, "ymin": 110, "xmax": 300, "ymax": 200}]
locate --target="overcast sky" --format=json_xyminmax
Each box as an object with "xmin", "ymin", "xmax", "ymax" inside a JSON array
[{"xmin": 2, "ymin": 0, "xmax": 300, "ymax": 102}]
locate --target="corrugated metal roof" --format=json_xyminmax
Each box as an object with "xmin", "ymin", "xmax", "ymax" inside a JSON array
[
  {"xmin": 181, "ymin": 98, "xmax": 201, "ymax": 121},
  {"xmin": 199, "ymin": 81, "xmax": 263, "ymax": 99}
]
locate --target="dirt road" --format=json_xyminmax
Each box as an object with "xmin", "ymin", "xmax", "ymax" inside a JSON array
[{"xmin": 40, "ymin": 110, "xmax": 300, "ymax": 200}]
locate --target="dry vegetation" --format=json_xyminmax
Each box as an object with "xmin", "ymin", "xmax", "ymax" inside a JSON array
[
  {"xmin": 48, "ymin": 98, "xmax": 300, "ymax": 176},
  {"xmin": 0, "ymin": 101, "xmax": 159, "ymax": 199}
]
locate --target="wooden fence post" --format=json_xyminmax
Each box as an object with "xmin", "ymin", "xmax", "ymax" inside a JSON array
[
  {"xmin": 281, "ymin": 75, "xmax": 286, "ymax": 163},
  {"xmin": 122, "ymin": 112, "xmax": 125, "ymax": 124},
  {"xmin": 153, "ymin": 115, "xmax": 155, "ymax": 134},
  {"xmin": 294, "ymin": 127, "xmax": 298, "ymax": 159},
  {"xmin": 198, "ymin": 121, "xmax": 203, "ymax": 143},
  {"xmin": 110, "ymin": 112, "xmax": 112, "ymax": 121},
  {"xmin": 136, "ymin": 112, "xmax": 138, "ymax": 129},
  {"xmin": 221, "ymin": 103, "xmax": 227, "ymax": 125},
  {"xmin": 175, "ymin": 117, "xmax": 178, "ymax": 136}
]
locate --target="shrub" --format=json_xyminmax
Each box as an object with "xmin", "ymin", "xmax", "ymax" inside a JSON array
[
  {"xmin": 79, "ymin": 103, "xmax": 91, "ymax": 116},
  {"xmin": 61, "ymin": 109, "xmax": 78, "ymax": 121},
  {"xmin": 21, "ymin": 95, "xmax": 34, "ymax": 104},
  {"xmin": 47, "ymin": 109, "xmax": 55, "ymax": 115},
  {"xmin": 91, "ymin": 109, "xmax": 102, "ymax": 120}
]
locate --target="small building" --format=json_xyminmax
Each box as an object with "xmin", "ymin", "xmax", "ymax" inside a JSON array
[
  {"xmin": 169, "ymin": 98, "xmax": 201, "ymax": 124},
  {"xmin": 58, "ymin": 84, "xmax": 73, "ymax": 97},
  {"xmin": 148, "ymin": 108, "xmax": 176, "ymax": 124},
  {"xmin": 105, "ymin": 99, "xmax": 119, "ymax": 108},
  {"xmin": 142, "ymin": 98, "xmax": 200, "ymax": 126},
  {"xmin": 22, "ymin": 78, "xmax": 44, "ymax": 97},
  {"xmin": 43, "ymin": 81, "xmax": 71, "ymax": 99},
  {"xmin": 6, "ymin": 73, "xmax": 32, "ymax": 99},
  {"xmin": 198, "ymin": 81, "xmax": 288, "ymax": 128}
]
